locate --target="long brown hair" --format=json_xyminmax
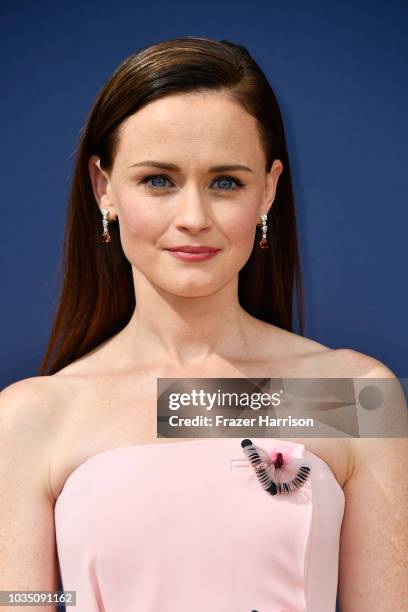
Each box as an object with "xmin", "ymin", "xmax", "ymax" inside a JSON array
[{"xmin": 39, "ymin": 36, "xmax": 305, "ymax": 376}]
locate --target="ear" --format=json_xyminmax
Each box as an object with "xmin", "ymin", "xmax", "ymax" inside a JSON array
[
  {"xmin": 258, "ymin": 159, "xmax": 283, "ymax": 219},
  {"xmin": 88, "ymin": 155, "xmax": 118, "ymax": 221}
]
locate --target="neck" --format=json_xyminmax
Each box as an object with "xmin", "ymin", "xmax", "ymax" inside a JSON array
[{"xmin": 119, "ymin": 274, "xmax": 255, "ymax": 368}]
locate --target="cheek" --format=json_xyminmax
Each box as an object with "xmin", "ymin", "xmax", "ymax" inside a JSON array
[
  {"xmin": 226, "ymin": 207, "xmax": 258, "ymax": 250},
  {"xmin": 214, "ymin": 205, "xmax": 258, "ymax": 275},
  {"xmin": 116, "ymin": 192, "xmax": 159, "ymax": 237},
  {"xmin": 115, "ymin": 197, "xmax": 164, "ymax": 264}
]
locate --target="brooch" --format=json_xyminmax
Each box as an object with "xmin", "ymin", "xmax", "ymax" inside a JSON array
[{"xmin": 241, "ymin": 439, "xmax": 311, "ymax": 496}]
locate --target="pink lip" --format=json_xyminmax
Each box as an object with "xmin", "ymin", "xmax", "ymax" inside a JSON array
[
  {"xmin": 165, "ymin": 248, "xmax": 220, "ymax": 262},
  {"xmin": 166, "ymin": 245, "xmax": 220, "ymax": 253}
]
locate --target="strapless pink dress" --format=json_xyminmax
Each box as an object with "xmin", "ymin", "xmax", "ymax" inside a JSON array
[{"xmin": 54, "ymin": 438, "xmax": 345, "ymax": 611}]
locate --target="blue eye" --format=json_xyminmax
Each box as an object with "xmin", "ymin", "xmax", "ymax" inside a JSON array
[
  {"xmin": 140, "ymin": 173, "xmax": 245, "ymax": 191},
  {"xmin": 142, "ymin": 175, "xmax": 171, "ymax": 189},
  {"xmin": 213, "ymin": 176, "xmax": 244, "ymax": 190}
]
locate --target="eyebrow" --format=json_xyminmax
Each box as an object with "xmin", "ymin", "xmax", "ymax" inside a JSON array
[{"xmin": 128, "ymin": 160, "xmax": 255, "ymax": 173}]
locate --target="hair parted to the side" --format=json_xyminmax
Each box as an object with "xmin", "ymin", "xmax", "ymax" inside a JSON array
[{"xmin": 39, "ymin": 36, "xmax": 305, "ymax": 376}]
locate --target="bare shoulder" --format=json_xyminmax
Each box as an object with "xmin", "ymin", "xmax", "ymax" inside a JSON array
[
  {"xmin": 333, "ymin": 350, "xmax": 407, "ymax": 504},
  {"xmin": 0, "ymin": 376, "xmax": 55, "ymax": 426},
  {"xmin": 269, "ymin": 335, "xmax": 405, "ymax": 488},
  {"xmin": 261, "ymin": 324, "xmax": 393, "ymax": 378},
  {"xmin": 0, "ymin": 375, "xmax": 63, "ymax": 420},
  {"xmin": 334, "ymin": 352, "xmax": 407, "ymax": 609},
  {"xmin": 295, "ymin": 339, "xmax": 399, "ymax": 379},
  {"xmin": 0, "ymin": 376, "xmax": 63, "ymax": 503},
  {"xmin": 325, "ymin": 346, "xmax": 403, "ymax": 427},
  {"xmin": 305, "ymin": 340, "xmax": 395, "ymax": 376},
  {"xmin": 329, "ymin": 347, "xmax": 398, "ymax": 378}
]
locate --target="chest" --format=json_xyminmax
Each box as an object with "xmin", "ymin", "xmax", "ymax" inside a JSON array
[{"xmin": 53, "ymin": 370, "xmax": 352, "ymax": 500}]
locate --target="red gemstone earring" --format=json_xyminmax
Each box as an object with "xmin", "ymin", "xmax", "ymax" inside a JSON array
[
  {"xmin": 101, "ymin": 208, "xmax": 111, "ymax": 244},
  {"xmin": 259, "ymin": 213, "xmax": 268, "ymax": 249}
]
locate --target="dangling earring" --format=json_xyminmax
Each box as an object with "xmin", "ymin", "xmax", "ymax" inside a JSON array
[
  {"xmin": 100, "ymin": 208, "xmax": 111, "ymax": 244},
  {"xmin": 259, "ymin": 213, "xmax": 268, "ymax": 249}
]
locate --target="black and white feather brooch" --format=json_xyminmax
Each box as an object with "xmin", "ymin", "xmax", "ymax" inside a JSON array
[{"xmin": 241, "ymin": 439, "xmax": 311, "ymax": 496}]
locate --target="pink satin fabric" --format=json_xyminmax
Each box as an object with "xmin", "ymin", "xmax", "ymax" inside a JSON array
[{"xmin": 54, "ymin": 438, "xmax": 345, "ymax": 611}]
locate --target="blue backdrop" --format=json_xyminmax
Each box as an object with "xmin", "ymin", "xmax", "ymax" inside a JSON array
[
  {"xmin": 2, "ymin": 1, "xmax": 407, "ymax": 386},
  {"xmin": 2, "ymin": 2, "xmax": 407, "ymax": 609}
]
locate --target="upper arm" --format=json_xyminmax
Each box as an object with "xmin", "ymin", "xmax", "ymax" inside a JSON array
[
  {"xmin": 338, "ymin": 437, "xmax": 408, "ymax": 611},
  {"xmin": 0, "ymin": 379, "xmax": 59, "ymax": 611},
  {"xmin": 337, "ymin": 352, "xmax": 408, "ymax": 611}
]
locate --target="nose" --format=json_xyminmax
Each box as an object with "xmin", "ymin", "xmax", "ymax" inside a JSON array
[{"xmin": 174, "ymin": 183, "xmax": 212, "ymax": 234}]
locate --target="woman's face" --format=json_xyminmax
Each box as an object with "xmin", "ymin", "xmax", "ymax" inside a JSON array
[{"xmin": 89, "ymin": 91, "xmax": 282, "ymax": 298}]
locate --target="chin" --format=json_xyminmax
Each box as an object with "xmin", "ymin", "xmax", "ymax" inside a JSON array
[
  {"xmin": 170, "ymin": 286, "xmax": 217, "ymax": 298},
  {"xmin": 159, "ymin": 280, "xmax": 221, "ymax": 298}
]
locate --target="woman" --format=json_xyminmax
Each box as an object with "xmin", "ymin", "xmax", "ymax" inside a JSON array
[{"xmin": 0, "ymin": 36, "xmax": 406, "ymax": 612}]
